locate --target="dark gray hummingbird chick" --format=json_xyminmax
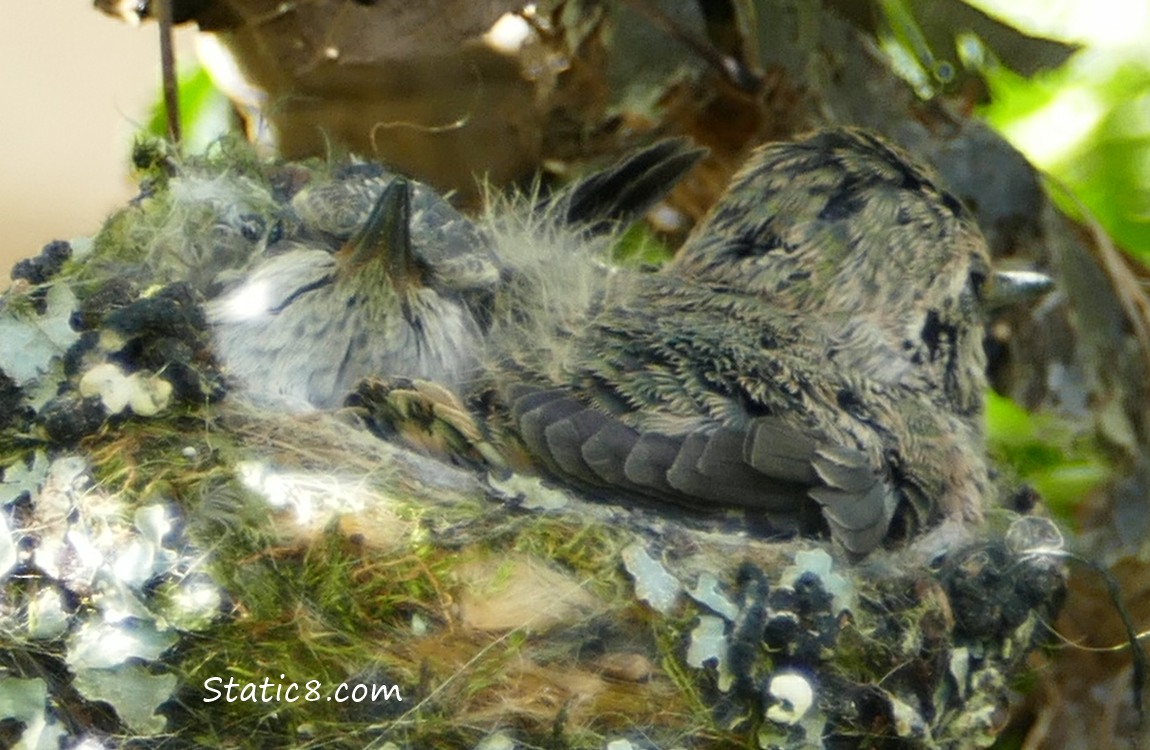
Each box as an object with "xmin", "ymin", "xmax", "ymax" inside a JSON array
[
  {"xmin": 209, "ymin": 179, "xmax": 486, "ymax": 410},
  {"xmin": 489, "ymin": 128, "xmax": 1033, "ymax": 557}
]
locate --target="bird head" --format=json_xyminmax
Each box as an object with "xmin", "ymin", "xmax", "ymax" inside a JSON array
[{"xmin": 671, "ymin": 128, "xmax": 1004, "ymax": 416}]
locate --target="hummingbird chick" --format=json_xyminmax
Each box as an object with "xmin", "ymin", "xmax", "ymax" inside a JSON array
[
  {"xmin": 208, "ymin": 140, "xmax": 704, "ymax": 411},
  {"xmin": 209, "ymin": 179, "xmax": 484, "ymax": 410},
  {"xmin": 487, "ymin": 128, "xmax": 1027, "ymax": 557}
]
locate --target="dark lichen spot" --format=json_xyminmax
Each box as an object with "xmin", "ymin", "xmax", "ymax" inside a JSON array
[
  {"xmin": 940, "ymin": 541, "xmax": 1064, "ymax": 640},
  {"xmin": 72, "ymin": 277, "xmax": 137, "ymax": 331},
  {"xmin": 105, "ymin": 282, "xmax": 206, "ymax": 340},
  {"xmin": 11, "ymin": 240, "xmax": 72, "ymax": 285},
  {"xmin": 793, "ymin": 572, "xmax": 834, "ymax": 614},
  {"xmin": 38, "ymin": 395, "xmax": 108, "ymax": 445},
  {"xmin": 0, "ymin": 370, "xmax": 31, "ymax": 432},
  {"xmin": 63, "ymin": 332, "xmax": 100, "ymax": 377}
]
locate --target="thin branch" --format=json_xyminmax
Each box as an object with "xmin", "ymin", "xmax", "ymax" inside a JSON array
[{"xmin": 156, "ymin": 0, "xmax": 182, "ymax": 146}]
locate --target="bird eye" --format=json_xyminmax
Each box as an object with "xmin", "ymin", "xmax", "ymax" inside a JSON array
[
  {"xmin": 969, "ymin": 268, "xmax": 988, "ymax": 298},
  {"xmin": 238, "ymin": 214, "xmax": 266, "ymax": 241}
]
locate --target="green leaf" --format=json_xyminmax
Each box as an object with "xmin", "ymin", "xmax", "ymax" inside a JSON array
[
  {"xmin": 146, "ymin": 64, "xmax": 238, "ymax": 153},
  {"xmin": 985, "ymin": 391, "xmax": 1111, "ymax": 518}
]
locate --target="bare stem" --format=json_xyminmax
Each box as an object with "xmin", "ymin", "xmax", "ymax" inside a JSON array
[{"xmin": 156, "ymin": 0, "xmax": 182, "ymax": 146}]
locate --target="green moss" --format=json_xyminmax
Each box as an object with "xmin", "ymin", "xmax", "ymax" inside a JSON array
[{"xmin": 510, "ymin": 516, "xmax": 631, "ymax": 597}]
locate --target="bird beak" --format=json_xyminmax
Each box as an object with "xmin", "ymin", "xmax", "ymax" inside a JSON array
[
  {"xmin": 985, "ymin": 269, "xmax": 1054, "ymax": 311},
  {"xmin": 339, "ymin": 178, "xmax": 419, "ymax": 295}
]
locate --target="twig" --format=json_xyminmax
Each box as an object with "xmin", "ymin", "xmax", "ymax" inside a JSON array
[{"xmin": 156, "ymin": 0, "xmax": 182, "ymax": 146}]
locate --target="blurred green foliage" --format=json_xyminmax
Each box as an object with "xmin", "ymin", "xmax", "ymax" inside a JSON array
[
  {"xmin": 973, "ymin": 1, "xmax": 1150, "ymax": 260},
  {"xmin": 985, "ymin": 392, "xmax": 1110, "ymax": 518},
  {"xmin": 146, "ymin": 63, "xmax": 236, "ymax": 155},
  {"xmin": 875, "ymin": 1, "xmax": 1150, "ymax": 260},
  {"xmin": 982, "ymin": 58, "xmax": 1150, "ymax": 259}
]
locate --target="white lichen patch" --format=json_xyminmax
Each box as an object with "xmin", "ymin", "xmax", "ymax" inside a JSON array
[
  {"xmin": 80, "ymin": 363, "xmax": 132, "ymax": 413},
  {"xmin": 0, "ymin": 677, "xmax": 65, "ymax": 749},
  {"xmin": 888, "ymin": 693, "xmax": 930, "ymax": 739},
  {"xmin": 949, "ymin": 646, "xmax": 971, "ymax": 695},
  {"xmin": 779, "ymin": 548, "xmax": 855, "ymax": 613},
  {"xmin": 765, "ymin": 672, "xmax": 815, "ymax": 724},
  {"xmin": 0, "ymin": 514, "xmax": 16, "ymax": 583},
  {"xmin": 622, "ymin": 542, "xmax": 682, "ymax": 614},
  {"xmin": 71, "ymin": 665, "xmax": 178, "ymax": 735},
  {"xmin": 687, "ymin": 614, "xmax": 734, "ymax": 692},
  {"xmin": 687, "ymin": 572, "xmax": 739, "ymax": 621},
  {"xmin": 0, "ymin": 283, "xmax": 80, "ymax": 385},
  {"xmin": 126, "ymin": 372, "xmax": 173, "ymax": 416},
  {"xmin": 66, "ymin": 619, "xmax": 178, "ymax": 670},
  {"xmin": 475, "ymin": 732, "xmax": 517, "ymax": 750},
  {"xmin": 79, "ymin": 364, "xmax": 173, "ymax": 416},
  {"xmin": 0, "ymin": 452, "xmax": 221, "ymax": 745},
  {"xmin": 26, "ymin": 587, "xmax": 68, "ymax": 640}
]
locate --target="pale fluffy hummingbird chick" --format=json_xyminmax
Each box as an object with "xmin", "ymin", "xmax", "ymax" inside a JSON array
[
  {"xmin": 209, "ymin": 179, "xmax": 486, "ymax": 411},
  {"xmin": 207, "ymin": 141, "xmax": 704, "ymax": 411}
]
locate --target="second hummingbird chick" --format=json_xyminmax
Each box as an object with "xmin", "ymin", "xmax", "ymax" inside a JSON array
[
  {"xmin": 209, "ymin": 180, "xmax": 483, "ymax": 410},
  {"xmin": 484, "ymin": 129, "xmax": 1033, "ymax": 557}
]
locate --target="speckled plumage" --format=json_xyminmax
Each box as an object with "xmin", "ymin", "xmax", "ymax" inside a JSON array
[{"xmin": 488, "ymin": 129, "xmax": 995, "ymax": 556}]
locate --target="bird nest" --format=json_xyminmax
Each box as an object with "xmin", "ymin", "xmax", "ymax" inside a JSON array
[{"xmin": 0, "ymin": 140, "xmax": 1065, "ymax": 750}]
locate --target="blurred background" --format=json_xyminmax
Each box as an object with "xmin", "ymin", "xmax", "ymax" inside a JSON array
[
  {"xmin": 4, "ymin": 1, "xmax": 1149, "ymax": 274},
  {"xmin": 3, "ymin": 1, "xmax": 1148, "ymax": 281},
  {"xmin": 0, "ymin": 2, "xmax": 193, "ymax": 281}
]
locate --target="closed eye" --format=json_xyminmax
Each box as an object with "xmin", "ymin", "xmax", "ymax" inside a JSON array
[{"xmin": 970, "ymin": 269, "xmax": 987, "ymax": 298}]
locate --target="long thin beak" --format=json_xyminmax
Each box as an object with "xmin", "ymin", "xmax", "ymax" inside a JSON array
[
  {"xmin": 986, "ymin": 270, "xmax": 1054, "ymax": 311},
  {"xmin": 339, "ymin": 179, "xmax": 418, "ymax": 294}
]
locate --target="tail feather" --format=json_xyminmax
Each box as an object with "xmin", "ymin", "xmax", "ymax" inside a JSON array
[
  {"xmin": 549, "ymin": 138, "xmax": 706, "ymax": 234},
  {"xmin": 667, "ymin": 429, "xmax": 797, "ymax": 508},
  {"xmin": 744, "ymin": 420, "xmax": 821, "ymax": 484},
  {"xmin": 503, "ymin": 384, "xmax": 899, "ymax": 553},
  {"xmin": 541, "ymin": 408, "xmax": 615, "ymax": 479},
  {"xmin": 623, "ymin": 433, "xmax": 689, "ymax": 496},
  {"xmin": 810, "ymin": 482, "xmax": 896, "ymax": 556},
  {"xmin": 578, "ymin": 416, "xmax": 642, "ymax": 486}
]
